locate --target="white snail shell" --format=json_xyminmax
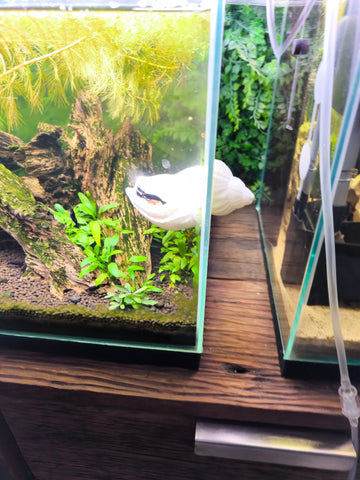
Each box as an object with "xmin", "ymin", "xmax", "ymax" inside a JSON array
[
  {"xmin": 211, "ymin": 159, "xmax": 255, "ymax": 215},
  {"xmin": 125, "ymin": 160, "xmax": 254, "ymax": 230}
]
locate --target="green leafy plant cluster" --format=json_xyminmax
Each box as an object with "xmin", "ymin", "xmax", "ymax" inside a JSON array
[
  {"xmin": 216, "ymin": 5, "xmax": 279, "ymax": 188},
  {"xmin": 52, "ymin": 191, "xmax": 162, "ymax": 310},
  {"xmin": 105, "ymin": 275, "xmax": 162, "ymax": 311},
  {"xmin": 52, "ymin": 191, "xmax": 126, "ymax": 286},
  {"xmin": 216, "ymin": 4, "xmax": 315, "ymax": 201},
  {"xmin": 145, "ymin": 226, "xmax": 200, "ymax": 286}
]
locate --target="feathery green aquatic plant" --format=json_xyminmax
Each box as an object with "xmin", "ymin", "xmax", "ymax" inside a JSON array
[{"xmin": 0, "ymin": 10, "xmax": 210, "ymax": 132}]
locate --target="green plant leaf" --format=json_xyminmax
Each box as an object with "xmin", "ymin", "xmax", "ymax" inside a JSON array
[
  {"xmin": 95, "ymin": 271, "xmax": 109, "ymax": 286},
  {"xmin": 132, "ymin": 296, "xmax": 143, "ymax": 304},
  {"xmin": 79, "ymin": 262, "xmax": 98, "ymax": 278},
  {"xmin": 80, "ymin": 257, "xmax": 93, "ymax": 268},
  {"xmin": 141, "ymin": 299, "xmax": 158, "ymax": 306},
  {"xmin": 54, "ymin": 203, "xmax": 67, "ymax": 213},
  {"xmin": 101, "ymin": 219, "xmax": 120, "ymax": 228},
  {"xmin": 107, "ymin": 262, "xmax": 120, "ymax": 278},
  {"xmin": 170, "ymin": 273, "xmax": 181, "ymax": 284},
  {"xmin": 89, "ymin": 220, "xmax": 102, "ymax": 247},
  {"xmin": 108, "ymin": 234, "xmax": 120, "ymax": 247},
  {"xmin": 129, "ymin": 255, "xmax": 148, "ymax": 263},
  {"xmin": 118, "ymin": 270, "xmax": 129, "ymax": 280},
  {"xmin": 180, "ymin": 257, "xmax": 188, "ymax": 269},
  {"xmin": 162, "ymin": 230, "xmax": 177, "ymax": 246},
  {"xmin": 75, "ymin": 231, "xmax": 89, "ymax": 246},
  {"xmin": 124, "ymin": 297, "xmax": 134, "ymax": 305},
  {"xmin": 98, "ymin": 203, "xmax": 121, "ymax": 214},
  {"xmin": 128, "ymin": 265, "xmax": 144, "ymax": 272}
]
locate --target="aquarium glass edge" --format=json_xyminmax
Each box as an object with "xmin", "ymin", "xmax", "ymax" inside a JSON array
[{"xmin": 196, "ymin": 0, "xmax": 225, "ymax": 354}]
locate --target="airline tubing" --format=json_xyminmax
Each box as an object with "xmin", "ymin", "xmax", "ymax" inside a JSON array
[
  {"xmin": 319, "ymin": 1, "xmax": 360, "ymax": 478},
  {"xmin": 319, "ymin": 0, "xmax": 350, "ymax": 390},
  {"xmin": 266, "ymin": 0, "xmax": 317, "ymax": 60}
]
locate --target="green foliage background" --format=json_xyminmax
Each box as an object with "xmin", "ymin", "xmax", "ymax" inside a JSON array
[
  {"xmin": 216, "ymin": 5, "xmax": 275, "ymax": 187},
  {"xmin": 215, "ymin": 5, "xmax": 295, "ymax": 194}
]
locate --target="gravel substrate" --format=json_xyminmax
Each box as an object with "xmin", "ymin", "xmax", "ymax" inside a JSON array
[{"xmin": 0, "ymin": 236, "xmax": 193, "ymax": 316}]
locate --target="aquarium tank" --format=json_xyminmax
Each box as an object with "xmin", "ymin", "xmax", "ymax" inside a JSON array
[
  {"xmin": 0, "ymin": 0, "xmax": 228, "ymax": 361},
  {"xmin": 256, "ymin": 0, "xmax": 360, "ymax": 376}
]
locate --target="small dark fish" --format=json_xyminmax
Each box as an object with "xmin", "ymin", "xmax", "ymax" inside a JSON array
[
  {"xmin": 136, "ymin": 186, "xmax": 166, "ymax": 205},
  {"xmin": 70, "ymin": 208, "xmax": 79, "ymax": 227}
]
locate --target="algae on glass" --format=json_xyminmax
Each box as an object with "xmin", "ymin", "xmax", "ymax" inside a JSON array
[{"xmin": 0, "ymin": 7, "xmax": 211, "ymax": 347}]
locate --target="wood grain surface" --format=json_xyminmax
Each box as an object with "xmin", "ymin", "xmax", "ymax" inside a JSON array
[{"xmin": 0, "ymin": 206, "xmax": 358, "ymax": 479}]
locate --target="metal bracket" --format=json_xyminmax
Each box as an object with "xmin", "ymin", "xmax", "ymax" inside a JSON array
[{"xmin": 195, "ymin": 420, "xmax": 357, "ymax": 471}]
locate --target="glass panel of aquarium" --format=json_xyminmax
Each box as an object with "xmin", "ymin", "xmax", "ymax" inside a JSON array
[
  {"xmin": 258, "ymin": 0, "xmax": 360, "ymax": 375},
  {"xmin": 0, "ymin": 0, "xmax": 225, "ymax": 360}
]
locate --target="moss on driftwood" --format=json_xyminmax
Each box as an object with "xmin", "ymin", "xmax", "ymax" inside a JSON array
[{"xmin": 0, "ymin": 163, "xmax": 86, "ymax": 297}]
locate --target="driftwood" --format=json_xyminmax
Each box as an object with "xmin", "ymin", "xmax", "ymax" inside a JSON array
[
  {"xmin": 64, "ymin": 92, "xmax": 153, "ymax": 281},
  {"xmin": 0, "ymin": 131, "xmax": 23, "ymax": 171},
  {"xmin": 0, "ymin": 164, "xmax": 86, "ymax": 297},
  {"xmin": 0, "ymin": 91, "xmax": 154, "ymax": 294}
]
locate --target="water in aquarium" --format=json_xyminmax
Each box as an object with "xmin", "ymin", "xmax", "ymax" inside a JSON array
[
  {"xmin": 0, "ymin": 1, "xmax": 224, "ymax": 353},
  {"xmin": 257, "ymin": 0, "xmax": 360, "ymax": 371}
]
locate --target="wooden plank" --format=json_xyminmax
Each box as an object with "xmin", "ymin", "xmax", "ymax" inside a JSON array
[{"xmin": 208, "ymin": 208, "xmax": 266, "ymax": 281}]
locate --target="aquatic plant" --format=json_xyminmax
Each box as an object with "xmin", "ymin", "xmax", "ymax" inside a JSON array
[
  {"xmin": 146, "ymin": 226, "xmax": 200, "ymax": 286},
  {"xmin": 105, "ymin": 274, "xmax": 162, "ymax": 311},
  {"xmin": 0, "ymin": 11, "xmax": 210, "ymax": 133},
  {"xmin": 53, "ymin": 192, "xmax": 124, "ymax": 243},
  {"xmin": 79, "ymin": 236, "xmax": 126, "ymax": 287},
  {"xmin": 52, "ymin": 192, "xmax": 166, "ymax": 310},
  {"xmin": 51, "ymin": 191, "xmax": 138, "ymax": 287}
]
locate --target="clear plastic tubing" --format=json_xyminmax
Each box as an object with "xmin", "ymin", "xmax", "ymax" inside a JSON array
[
  {"xmin": 319, "ymin": 0, "xmax": 348, "ymax": 388},
  {"xmin": 318, "ymin": 1, "xmax": 359, "ymax": 478},
  {"xmin": 266, "ymin": 0, "xmax": 317, "ymax": 60}
]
